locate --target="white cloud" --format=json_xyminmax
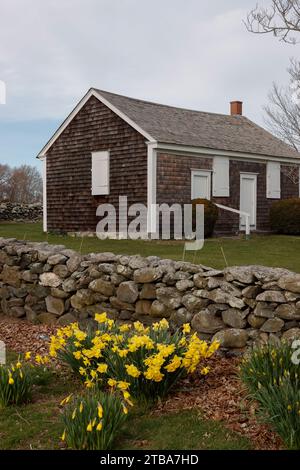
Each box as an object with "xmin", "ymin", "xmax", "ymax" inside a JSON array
[{"xmin": 0, "ymin": 0, "xmax": 295, "ymax": 126}]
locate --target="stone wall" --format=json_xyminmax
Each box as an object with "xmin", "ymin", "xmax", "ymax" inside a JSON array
[
  {"xmin": 1, "ymin": 238, "xmax": 300, "ymax": 350},
  {"xmin": 0, "ymin": 203, "xmax": 42, "ymax": 222}
]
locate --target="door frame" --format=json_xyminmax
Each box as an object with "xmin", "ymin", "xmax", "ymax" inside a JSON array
[{"xmin": 239, "ymin": 172, "xmax": 257, "ymax": 230}]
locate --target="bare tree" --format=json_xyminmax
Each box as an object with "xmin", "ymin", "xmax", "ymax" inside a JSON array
[
  {"xmin": 264, "ymin": 59, "xmax": 300, "ymax": 183},
  {"xmin": 0, "ymin": 164, "xmax": 11, "ymax": 201},
  {"xmin": 6, "ymin": 165, "xmax": 42, "ymax": 203},
  {"xmin": 245, "ymin": 0, "xmax": 300, "ymax": 44}
]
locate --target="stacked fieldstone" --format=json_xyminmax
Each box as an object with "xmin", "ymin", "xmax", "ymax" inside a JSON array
[
  {"xmin": 0, "ymin": 203, "xmax": 42, "ymax": 222},
  {"xmin": 1, "ymin": 237, "xmax": 300, "ymax": 350}
]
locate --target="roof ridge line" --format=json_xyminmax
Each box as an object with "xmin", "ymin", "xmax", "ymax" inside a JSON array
[{"xmin": 94, "ymin": 88, "xmax": 244, "ymax": 120}]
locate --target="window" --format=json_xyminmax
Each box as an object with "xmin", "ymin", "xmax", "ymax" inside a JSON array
[
  {"xmin": 91, "ymin": 151, "xmax": 109, "ymax": 195},
  {"xmin": 191, "ymin": 170, "xmax": 211, "ymax": 200},
  {"xmin": 213, "ymin": 156, "xmax": 229, "ymax": 197},
  {"xmin": 266, "ymin": 162, "xmax": 281, "ymax": 199}
]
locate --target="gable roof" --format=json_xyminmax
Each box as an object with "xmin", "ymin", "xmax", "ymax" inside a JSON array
[
  {"xmin": 38, "ymin": 88, "xmax": 300, "ymax": 160},
  {"xmin": 96, "ymin": 89, "xmax": 300, "ymax": 160}
]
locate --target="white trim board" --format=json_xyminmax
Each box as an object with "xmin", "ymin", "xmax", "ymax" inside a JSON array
[
  {"xmin": 154, "ymin": 142, "xmax": 300, "ymax": 165},
  {"xmin": 40, "ymin": 155, "xmax": 47, "ymax": 232},
  {"xmin": 37, "ymin": 88, "xmax": 155, "ymax": 158}
]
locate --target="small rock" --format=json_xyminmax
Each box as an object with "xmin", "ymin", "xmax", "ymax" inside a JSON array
[
  {"xmin": 260, "ymin": 318, "xmax": 285, "ymax": 333},
  {"xmin": 247, "ymin": 313, "xmax": 266, "ymax": 328},
  {"xmin": 281, "ymin": 328, "xmax": 300, "ymax": 344},
  {"xmin": 37, "ymin": 312, "xmax": 57, "ymax": 325},
  {"xmin": 133, "ymin": 267, "xmax": 163, "ymax": 283},
  {"xmin": 57, "ymin": 313, "xmax": 77, "ymax": 326},
  {"xmin": 117, "ymin": 281, "xmax": 139, "ymax": 304},
  {"xmin": 222, "ymin": 309, "xmax": 247, "ymax": 328},
  {"xmin": 191, "ymin": 310, "xmax": 225, "ymax": 334},
  {"xmin": 256, "ymin": 291, "xmax": 286, "ymax": 303},
  {"xmin": 140, "ymin": 283, "xmax": 156, "ymax": 299},
  {"xmin": 45, "ymin": 296, "xmax": 65, "ymax": 316},
  {"xmin": 275, "ymin": 303, "xmax": 300, "ymax": 320},
  {"xmin": 135, "ymin": 300, "xmax": 152, "ymax": 315},
  {"xmin": 254, "ymin": 302, "xmax": 275, "ymax": 318},
  {"xmin": 175, "ymin": 279, "xmax": 195, "ymax": 292},
  {"xmin": 40, "ymin": 272, "xmax": 62, "ymax": 288},
  {"xmin": 278, "ymin": 275, "xmax": 300, "ymax": 293},
  {"xmin": 212, "ymin": 329, "xmax": 249, "ymax": 348},
  {"xmin": 89, "ymin": 279, "xmax": 115, "ymax": 297},
  {"xmin": 156, "ymin": 287, "xmax": 182, "ymax": 309},
  {"xmin": 47, "ymin": 254, "xmax": 67, "ymax": 265}
]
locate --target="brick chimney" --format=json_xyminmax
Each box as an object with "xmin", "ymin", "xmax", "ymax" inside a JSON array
[{"xmin": 230, "ymin": 101, "xmax": 243, "ymax": 116}]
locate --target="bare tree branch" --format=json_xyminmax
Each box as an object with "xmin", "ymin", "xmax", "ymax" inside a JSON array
[
  {"xmin": 264, "ymin": 58, "xmax": 300, "ymax": 184},
  {"xmin": 0, "ymin": 164, "xmax": 42, "ymax": 203},
  {"xmin": 245, "ymin": 0, "xmax": 300, "ymax": 44}
]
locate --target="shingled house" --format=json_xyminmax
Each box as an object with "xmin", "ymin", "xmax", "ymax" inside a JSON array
[{"xmin": 37, "ymin": 89, "xmax": 300, "ymax": 236}]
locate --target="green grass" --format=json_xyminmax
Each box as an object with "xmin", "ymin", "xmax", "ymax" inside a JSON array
[
  {"xmin": 0, "ymin": 369, "xmax": 76, "ymax": 450},
  {"xmin": 1, "ymin": 222, "xmax": 300, "ymax": 272},
  {"xmin": 0, "ymin": 356, "xmax": 251, "ymax": 450},
  {"xmin": 119, "ymin": 409, "xmax": 251, "ymax": 450}
]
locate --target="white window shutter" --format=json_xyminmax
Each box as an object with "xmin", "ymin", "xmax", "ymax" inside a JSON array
[
  {"xmin": 267, "ymin": 162, "xmax": 281, "ymax": 199},
  {"xmin": 213, "ymin": 157, "xmax": 229, "ymax": 197},
  {"xmin": 91, "ymin": 151, "xmax": 110, "ymax": 195},
  {"xmin": 191, "ymin": 170, "xmax": 211, "ymax": 200}
]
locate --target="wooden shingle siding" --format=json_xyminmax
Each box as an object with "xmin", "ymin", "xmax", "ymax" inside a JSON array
[
  {"xmin": 46, "ymin": 96, "xmax": 148, "ymax": 232},
  {"xmin": 156, "ymin": 154, "xmax": 299, "ymax": 235},
  {"xmin": 157, "ymin": 152, "xmax": 213, "ymax": 205}
]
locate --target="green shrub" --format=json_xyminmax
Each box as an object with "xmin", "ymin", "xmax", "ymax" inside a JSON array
[
  {"xmin": 240, "ymin": 344, "xmax": 300, "ymax": 449},
  {"xmin": 270, "ymin": 198, "xmax": 300, "ymax": 235},
  {"xmin": 61, "ymin": 389, "xmax": 128, "ymax": 450},
  {"xmin": 0, "ymin": 360, "xmax": 33, "ymax": 408},
  {"xmin": 192, "ymin": 198, "xmax": 218, "ymax": 238}
]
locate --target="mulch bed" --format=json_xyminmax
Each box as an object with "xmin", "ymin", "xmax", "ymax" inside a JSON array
[
  {"xmin": 155, "ymin": 355, "xmax": 282, "ymax": 450},
  {"xmin": 0, "ymin": 315, "xmax": 282, "ymax": 450},
  {"xmin": 0, "ymin": 315, "xmax": 57, "ymax": 358}
]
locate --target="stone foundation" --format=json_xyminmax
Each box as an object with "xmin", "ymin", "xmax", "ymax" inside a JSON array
[{"xmin": 1, "ymin": 238, "xmax": 300, "ymax": 350}]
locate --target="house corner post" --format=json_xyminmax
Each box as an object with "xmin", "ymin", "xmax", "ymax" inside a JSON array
[
  {"xmin": 147, "ymin": 141, "xmax": 157, "ymax": 236},
  {"xmin": 42, "ymin": 156, "xmax": 47, "ymax": 232}
]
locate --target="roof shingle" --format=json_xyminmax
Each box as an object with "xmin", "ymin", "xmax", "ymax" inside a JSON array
[{"xmin": 96, "ymin": 88, "xmax": 300, "ymax": 160}]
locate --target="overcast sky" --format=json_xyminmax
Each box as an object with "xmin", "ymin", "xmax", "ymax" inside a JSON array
[{"xmin": 0, "ymin": 0, "xmax": 297, "ymax": 169}]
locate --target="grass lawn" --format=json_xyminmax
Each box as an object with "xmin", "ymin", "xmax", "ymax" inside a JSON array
[
  {"xmin": 1, "ymin": 221, "xmax": 300, "ymax": 272},
  {"xmin": 0, "ymin": 361, "xmax": 251, "ymax": 450}
]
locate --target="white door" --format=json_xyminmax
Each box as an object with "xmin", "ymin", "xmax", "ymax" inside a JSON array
[
  {"xmin": 191, "ymin": 170, "xmax": 211, "ymax": 200},
  {"xmin": 240, "ymin": 173, "xmax": 257, "ymax": 229}
]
